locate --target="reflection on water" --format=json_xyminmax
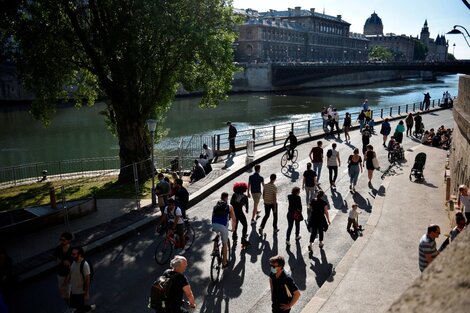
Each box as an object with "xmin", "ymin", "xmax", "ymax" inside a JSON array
[{"xmin": 0, "ymin": 74, "xmax": 460, "ymax": 167}]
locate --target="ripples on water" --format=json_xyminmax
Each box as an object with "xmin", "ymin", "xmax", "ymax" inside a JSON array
[{"xmin": 0, "ymin": 74, "xmax": 460, "ymax": 166}]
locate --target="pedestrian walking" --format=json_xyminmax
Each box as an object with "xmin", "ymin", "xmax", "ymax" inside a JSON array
[
  {"xmin": 65, "ymin": 247, "xmax": 96, "ymax": 313},
  {"xmin": 393, "ymin": 121, "xmax": 405, "ymax": 144},
  {"xmin": 230, "ymin": 182, "xmax": 250, "ymax": 247},
  {"xmin": 307, "ymin": 191, "xmax": 330, "ymax": 252},
  {"xmin": 423, "ymin": 92, "xmax": 431, "ymax": 110},
  {"xmin": 259, "ymin": 174, "xmax": 279, "ymax": 235},
  {"xmin": 309, "ymin": 141, "xmax": 324, "ymax": 184},
  {"xmin": 457, "ymin": 184, "xmax": 470, "ymax": 225},
  {"xmin": 174, "ymin": 179, "xmax": 189, "ymax": 218},
  {"xmin": 343, "ymin": 112, "xmax": 352, "ymax": 142},
  {"xmin": 268, "ymin": 255, "xmax": 300, "ymax": 313},
  {"xmin": 159, "ymin": 256, "xmax": 196, "ymax": 313},
  {"xmin": 347, "ymin": 148, "xmax": 363, "ymax": 192},
  {"xmin": 362, "ymin": 99, "xmax": 369, "ymax": 111},
  {"xmin": 361, "ymin": 125, "xmax": 372, "ymax": 154},
  {"xmin": 326, "ymin": 143, "xmax": 340, "ymax": 188},
  {"xmin": 414, "ymin": 113, "xmax": 423, "ymax": 136},
  {"xmin": 302, "ymin": 163, "xmax": 317, "ymax": 208},
  {"xmin": 357, "ymin": 110, "xmax": 366, "ymax": 132},
  {"xmin": 227, "ymin": 121, "xmax": 237, "ymax": 154},
  {"xmin": 286, "ymin": 187, "xmax": 303, "ymax": 246},
  {"xmin": 419, "ymin": 224, "xmax": 440, "ymax": 272},
  {"xmin": 363, "ymin": 145, "xmax": 377, "ymax": 187},
  {"xmin": 53, "ymin": 232, "xmax": 73, "ymax": 306},
  {"xmin": 380, "ymin": 118, "xmax": 391, "ymax": 147},
  {"xmin": 405, "ymin": 113, "xmax": 414, "ymax": 137},
  {"xmin": 247, "ymin": 164, "xmax": 264, "ymax": 223},
  {"xmin": 321, "ymin": 107, "xmax": 329, "ymax": 132},
  {"xmin": 330, "ymin": 109, "xmax": 341, "ymax": 137}
]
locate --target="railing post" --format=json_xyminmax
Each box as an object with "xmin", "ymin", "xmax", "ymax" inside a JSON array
[
  {"xmin": 438, "ymin": 98, "xmax": 440, "ymax": 107},
  {"xmin": 273, "ymin": 125, "xmax": 276, "ymax": 144},
  {"xmin": 308, "ymin": 120, "xmax": 311, "ymax": 134},
  {"xmin": 252, "ymin": 129, "xmax": 256, "ymax": 140},
  {"xmin": 413, "ymin": 103, "xmax": 416, "ymax": 112},
  {"xmin": 390, "ymin": 107, "xmax": 393, "ymax": 117},
  {"xmin": 216, "ymin": 134, "xmax": 220, "ymax": 151},
  {"xmin": 291, "ymin": 123, "xmax": 294, "ymax": 132},
  {"xmin": 380, "ymin": 109, "xmax": 383, "ymax": 119},
  {"xmin": 371, "ymin": 110, "xmax": 373, "ymax": 119},
  {"xmin": 406, "ymin": 104, "xmax": 408, "ymax": 113},
  {"xmin": 398, "ymin": 106, "xmax": 401, "ymax": 115},
  {"xmin": 432, "ymin": 99, "xmax": 435, "ymax": 108}
]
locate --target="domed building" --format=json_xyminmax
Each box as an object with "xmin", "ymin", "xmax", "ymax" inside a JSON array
[{"xmin": 363, "ymin": 12, "xmax": 383, "ymax": 35}]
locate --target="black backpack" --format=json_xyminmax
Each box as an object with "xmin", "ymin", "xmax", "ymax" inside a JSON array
[
  {"xmin": 80, "ymin": 259, "xmax": 94, "ymax": 286},
  {"xmin": 213, "ymin": 200, "xmax": 228, "ymax": 217},
  {"xmin": 326, "ymin": 149, "xmax": 333, "ymax": 159},
  {"xmin": 148, "ymin": 270, "xmax": 178, "ymax": 311}
]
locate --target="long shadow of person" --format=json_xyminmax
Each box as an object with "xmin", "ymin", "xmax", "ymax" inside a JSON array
[
  {"xmin": 200, "ymin": 282, "xmax": 228, "ymax": 313},
  {"xmin": 330, "ymin": 188, "xmax": 347, "ymax": 213},
  {"xmin": 223, "ymin": 249, "xmax": 247, "ymax": 300},
  {"xmin": 309, "ymin": 248, "xmax": 334, "ymax": 287},
  {"xmin": 352, "ymin": 192, "xmax": 372, "ymax": 213},
  {"xmin": 286, "ymin": 241, "xmax": 307, "ymax": 290}
]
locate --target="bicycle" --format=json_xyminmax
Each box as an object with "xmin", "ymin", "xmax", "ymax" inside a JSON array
[
  {"xmin": 154, "ymin": 219, "xmax": 195, "ymax": 264},
  {"xmin": 210, "ymin": 233, "xmax": 231, "ymax": 283},
  {"xmin": 281, "ymin": 148, "xmax": 298, "ymax": 167}
]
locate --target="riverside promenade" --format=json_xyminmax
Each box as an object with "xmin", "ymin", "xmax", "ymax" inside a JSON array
[{"xmin": 7, "ymin": 107, "xmax": 455, "ymax": 313}]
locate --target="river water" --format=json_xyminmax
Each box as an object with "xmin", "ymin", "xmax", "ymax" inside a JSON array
[{"xmin": 0, "ymin": 74, "xmax": 460, "ymax": 167}]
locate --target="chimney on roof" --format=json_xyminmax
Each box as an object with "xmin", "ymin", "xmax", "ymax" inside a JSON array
[
  {"xmin": 337, "ymin": 15, "xmax": 342, "ymax": 20},
  {"xmin": 295, "ymin": 6, "xmax": 301, "ymax": 16},
  {"xmin": 310, "ymin": 8, "xmax": 315, "ymax": 14}
]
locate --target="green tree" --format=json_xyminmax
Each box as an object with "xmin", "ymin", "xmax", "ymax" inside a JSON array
[
  {"xmin": 413, "ymin": 40, "xmax": 427, "ymax": 61},
  {"xmin": 447, "ymin": 53, "xmax": 456, "ymax": 61},
  {"xmin": 8, "ymin": 0, "xmax": 238, "ymax": 182},
  {"xmin": 368, "ymin": 46, "xmax": 393, "ymax": 62}
]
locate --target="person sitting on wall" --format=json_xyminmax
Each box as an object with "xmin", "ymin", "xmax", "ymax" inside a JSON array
[{"xmin": 190, "ymin": 159, "xmax": 206, "ymax": 183}]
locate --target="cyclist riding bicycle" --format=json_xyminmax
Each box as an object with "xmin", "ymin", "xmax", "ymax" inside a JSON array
[
  {"xmin": 211, "ymin": 192, "xmax": 236, "ymax": 269},
  {"xmin": 283, "ymin": 131, "xmax": 298, "ymax": 161},
  {"xmin": 158, "ymin": 198, "xmax": 185, "ymax": 249}
]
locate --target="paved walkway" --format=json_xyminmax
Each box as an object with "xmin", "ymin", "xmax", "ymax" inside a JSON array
[{"xmin": 6, "ymin": 107, "xmax": 455, "ymax": 313}]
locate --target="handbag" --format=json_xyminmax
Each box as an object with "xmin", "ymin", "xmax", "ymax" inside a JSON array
[
  {"xmin": 372, "ymin": 157, "xmax": 380, "ymax": 169},
  {"xmin": 292, "ymin": 210, "xmax": 303, "ymax": 221}
]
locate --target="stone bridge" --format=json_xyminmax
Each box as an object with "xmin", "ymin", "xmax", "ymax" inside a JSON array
[{"xmin": 271, "ymin": 60, "xmax": 470, "ymax": 86}]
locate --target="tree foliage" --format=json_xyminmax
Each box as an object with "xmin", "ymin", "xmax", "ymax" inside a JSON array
[
  {"xmin": 9, "ymin": 0, "xmax": 239, "ymax": 181},
  {"xmin": 413, "ymin": 40, "xmax": 427, "ymax": 61},
  {"xmin": 368, "ymin": 46, "xmax": 393, "ymax": 62}
]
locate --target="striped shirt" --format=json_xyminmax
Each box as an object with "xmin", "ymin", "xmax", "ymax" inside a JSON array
[
  {"xmin": 419, "ymin": 234, "xmax": 437, "ymax": 272},
  {"xmin": 263, "ymin": 182, "xmax": 277, "ymax": 205}
]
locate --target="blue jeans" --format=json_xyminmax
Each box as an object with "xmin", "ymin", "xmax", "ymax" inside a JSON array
[
  {"xmin": 348, "ymin": 165, "xmax": 360, "ymax": 187},
  {"xmin": 312, "ymin": 162, "xmax": 323, "ymax": 182}
]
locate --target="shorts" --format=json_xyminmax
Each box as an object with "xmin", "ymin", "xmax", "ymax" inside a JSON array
[
  {"xmin": 212, "ymin": 223, "xmax": 229, "ymax": 245},
  {"xmin": 252, "ymin": 193, "xmax": 261, "ymax": 207},
  {"xmin": 57, "ymin": 275, "xmax": 71, "ymax": 299}
]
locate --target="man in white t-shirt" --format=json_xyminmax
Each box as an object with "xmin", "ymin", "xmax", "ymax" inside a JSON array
[
  {"xmin": 65, "ymin": 247, "xmax": 95, "ymax": 313},
  {"xmin": 162, "ymin": 198, "xmax": 186, "ymax": 249}
]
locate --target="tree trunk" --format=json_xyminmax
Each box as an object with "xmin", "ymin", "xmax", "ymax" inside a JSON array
[{"xmin": 115, "ymin": 117, "xmax": 154, "ymax": 184}]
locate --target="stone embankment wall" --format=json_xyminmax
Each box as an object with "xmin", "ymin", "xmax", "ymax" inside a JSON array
[
  {"xmin": 231, "ymin": 64, "xmax": 420, "ymax": 92},
  {"xmin": 385, "ymin": 75, "xmax": 470, "ymax": 313},
  {"xmin": 450, "ymin": 75, "xmax": 470, "ymax": 193}
]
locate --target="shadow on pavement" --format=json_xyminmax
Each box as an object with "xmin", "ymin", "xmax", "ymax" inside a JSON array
[{"xmin": 309, "ymin": 249, "xmax": 334, "ymax": 287}]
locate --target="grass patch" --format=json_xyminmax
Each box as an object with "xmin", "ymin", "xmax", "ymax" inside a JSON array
[{"xmin": 0, "ymin": 175, "xmax": 152, "ymax": 212}]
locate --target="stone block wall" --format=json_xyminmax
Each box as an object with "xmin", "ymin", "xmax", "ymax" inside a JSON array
[{"xmin": 450, "ymin": 75, "xmax": 470, "ymax": 194}]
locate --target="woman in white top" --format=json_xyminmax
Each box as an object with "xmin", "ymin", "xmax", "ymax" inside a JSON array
[
  {"xmin": 326, "ymin": 143, "xmax": 341, "ymax": 187},
  {"xmin": 457, "ymin": 185, "xmax": 470, "ymax": 225}
]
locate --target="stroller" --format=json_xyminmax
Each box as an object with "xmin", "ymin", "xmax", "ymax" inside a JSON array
[
  {"xmin": 413, "ymin": 122, "xmax": 425, "ymax": 139},
  {"xmin": 388, "ymin": 142, "xmax": 405, "ymax": 163},
  {"xmin": 409, "ymin": 152, "xmax": 426, "ymax": 181}
]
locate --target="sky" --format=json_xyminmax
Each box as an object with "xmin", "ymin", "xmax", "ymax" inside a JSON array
[{"xmin": 232, "ymin": 0, "xmax": 470, "ymax": 59}]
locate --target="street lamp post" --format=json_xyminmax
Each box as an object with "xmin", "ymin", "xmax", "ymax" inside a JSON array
[
  {"xmin": 453, "ymin": 43, "xmax": 456, "ymax": 56},
  {"xmin": 147, "ymin": 119, "xmax": 157, "ymax": 207},
  {"xmin": 447, "ymin": 25, "xmax": 470, "ymax": 47}
]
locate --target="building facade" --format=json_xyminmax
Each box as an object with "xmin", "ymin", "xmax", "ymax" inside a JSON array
[
  {"xmin": 235, "ymin": 7, "xmax": 369, "ymax": 63},
  {"xmin": 363, "ymin": 13, "xmax": 448, "ymax": 62}
]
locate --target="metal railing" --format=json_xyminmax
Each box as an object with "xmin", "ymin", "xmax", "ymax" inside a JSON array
[{"xmin": 212, "ymin": 97, "xmax": 454, "ymax": 152}]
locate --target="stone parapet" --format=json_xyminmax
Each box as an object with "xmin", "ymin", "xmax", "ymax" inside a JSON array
[{"xmin": 450, "ymin": 75, "xmax": 470, "ymax": 194}]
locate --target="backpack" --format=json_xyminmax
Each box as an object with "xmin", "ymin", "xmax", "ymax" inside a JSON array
[
  {"xmin": 326, "ymin": 149, "xmax": 333, "ymax": 159},
  {"xmin": 80, "ymin": 259, "xmax": 94, "ymax": 286},
  {"xmin": 148, "ymin": 270, "xmax": 178, "ymax": 310},
  {"xmin": 213, "ymin": 200, "xmax": 229, "ymax": 217}
]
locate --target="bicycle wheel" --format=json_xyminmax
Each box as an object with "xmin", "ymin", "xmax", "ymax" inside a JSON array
[
  {"xmin": 210, "ymin": 255, "xmax": 221, "ymax": 283},
  {"xmin": 280, "ymin": 152, "xmax": 288, "ymax": 167},
  {"xmin": 291, "ymin": 150, "xmax": 298, "ymax": 163},
  {"xmin": 154, "ymin": 239, "xmax": 173, "ymax": 264},
  {"xmin": 184, "ymin": 225, "xmax": 196, "ymax": 250}
]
